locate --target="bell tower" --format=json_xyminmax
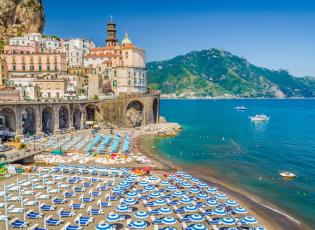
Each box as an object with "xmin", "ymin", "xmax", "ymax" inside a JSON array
[{"xmin": 105, "ymin": 16, "xmax": 118, "ymax": 47}]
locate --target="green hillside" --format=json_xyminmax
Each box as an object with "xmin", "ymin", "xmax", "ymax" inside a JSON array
[{"xmin": 147, "ymin": 49, "xmax": 315, "ymax": 98}]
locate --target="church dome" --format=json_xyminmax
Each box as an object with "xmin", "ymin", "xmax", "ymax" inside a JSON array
[{"xmin": 121, "ymin": 32, "xmax": 132, "ymax": 45}]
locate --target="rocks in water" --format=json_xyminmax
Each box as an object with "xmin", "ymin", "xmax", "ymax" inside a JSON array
[
  {"xmin": 0, "ymin": 0, "xmax": 45, "ymax": 41},
  {"xmin": 144, "ymin": 122, "xmax": 182, "ymax": 137}
]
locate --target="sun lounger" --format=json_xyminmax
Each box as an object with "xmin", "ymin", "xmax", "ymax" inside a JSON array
[
  {"xmin": 97, "ymin": 200, "xmax": 112, "ymax": 207},
  {"xmin": 46, "ymin": 216, "xmax": 64, "ymax": 226},
  {"xmin": 8, "ymin": 206, "xmax": 24, "ymax": 214},
  {"xmin": 70, "ymin": 203, "xmax": 85, "ymax": 210},
  {"xmin": 53, "ymin": 197, "xmax": 67, "ymax": 204},
  {"xmin": 10, "ymin": 218, "xmax": 28, "ymax": 228},
  {"xmin": 40, "ymin": 204, "xmax": 55, "ymax": 211},
  {"xmin": 26, "ymin": 210, "xmax": 43, "ymax": 219},
  {"xmin": 75, "ymin": 216, "xmax": 93, "ymax": 226},
  {"xmin": 87, "ymin": 206, "xmax": 104, "ymax": 215},
  {"xmin": 62, "ymin": 222, "xmax": 83, "ymax": 230},
  {"xmin": 59, "ymin": 209, "xmax": 75, "ymax": 217}
]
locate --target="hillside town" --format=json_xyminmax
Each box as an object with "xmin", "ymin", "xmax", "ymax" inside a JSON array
[{"xmin": 0, "ymin": 19, "xmax": 148, "ymax": 101}]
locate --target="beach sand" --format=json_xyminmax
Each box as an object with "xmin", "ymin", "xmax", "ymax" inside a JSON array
[{"xmin": 134, "ymin": 134, "xmax": 310, "ymax": 230}]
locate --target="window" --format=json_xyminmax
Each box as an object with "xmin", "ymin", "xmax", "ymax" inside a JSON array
[
  {"xmin": 125, "ymin": 52, "xmax": 128, "ymax": 59},
  {"xmin": 22, "ymin": 66, "xmax": 25, "ymax": 71},
  {"xmin": 54, "ymin": 66, "xmax": 58, "ymax": 71},
  {"xmin": 30, "ymin": 66, "xmax": 34, "ymax": 71},
  {"xmin": 47, "ymin": 65, "xmax": 50, "ymax": 71},
  {"xmin": 48, "ymin": 92, "xmax": 51, "ymax": 98},
  {"xmin": 39, "ymin": 65, "xmax": 42, "ymax": 71},
  {"xmin": 56, "ymin": 92, "xmax": 59, "ymax": 98},
  {"xmin": 13, "ymin": 65, "xmax": 16, "ymax": 71}
]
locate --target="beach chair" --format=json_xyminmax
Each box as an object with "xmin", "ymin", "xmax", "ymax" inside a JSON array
[
  {"xmin": 80, "ymin": 196, "xmax": 94, "ymax": 203},
  {"xmin": 26, "ymin": 210, "xmax": 43, "ymax": 219},
  {"xmin": 62, "ymin": 222, "xmax": 83, "ymax": 230},
  {"xmin": 23, "ymin": 199, "xmax": 38, "ymax": 206},
  {"xmin": 97, "ymin": 200, "xmax": 112, "ymax": 208},
  {"xmin": 87, "ymin": 206, "xmax": 104, "ymax": 215},
  {"xmin": 75, "ymin": 215, "xmax": 94, "ymax": 226},
  {"xmin": 90, "ymin": 191, "xmax": 102, "ymax": 197},
  {"xmin": 46, "ymin": 216, "xmax": 64, "ymax": 226},
  {"xmin": 27, "ymin": 223, "xmax": 47, "ymax": 230},
  {"xmin": 58, "ymin": 208, "xmax": 75, "ymax": 218},
  {"xmin": 152, "ymin": 218, "xmax": 163, "ymax": 225},
  {"xmin": 8, "ymin": 205, "xmax": 24, "ymax": 214},
  {"xmin": 10, "ymin": 218, "xmax": 29, "ymax": 228},
  {"xmin": 97, "ymin": 186, "xmax": 108, "ymax": 191},
  {"xmin": 40, "ymin": 203, "xmax": 55, "ymax": 211},
  {"xmin": 74, "ymin": 187, "xmax": 85, "ymax": 193},
  {"xmin": 53, "ymin": 197, "xmax": 68, "ymax": 204},
  {"xmin": 70, "ymin": 202, "xmax": 85, "ymax": 210},
  {"xmin": 64, "ymin": 192, "xmax": 76, "ymax": 198}
]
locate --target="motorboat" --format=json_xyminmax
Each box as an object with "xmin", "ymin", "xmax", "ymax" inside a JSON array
[
  {"xmin": 234, "ymin": 106, "xmax": 247, "ymax": 111},
  {"xmin": 280, "ymin": 171, "xmax": 296, "ymax": 179},
  {"xmin": 249, "ymin": 114, "xmax": 270, "ymax": 122}
]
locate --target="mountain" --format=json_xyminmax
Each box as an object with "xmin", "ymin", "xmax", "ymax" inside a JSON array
[{"xmin": 147, "ymin": 49, "xmax": 315, "ymax": 98}]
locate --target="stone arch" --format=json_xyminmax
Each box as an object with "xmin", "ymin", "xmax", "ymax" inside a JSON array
[
  {"xmin": 0, "ymin": 107, "xmax": 16, "ymax": 132},
  {"xmin": 85, "ymin": 104, "xmax": 99, "ymax": 122},
  {"xmin": 21, "ymin": 107, "xmax": 36, "ymax": 135},
  {"xmin": 73, "ymin": 105, "xmax": 82, "ymax": 130},
  {"xmin": 59, "ymin": 105, "xmax": 69, "ymax": 129},
  {"xmin": 126, "ymin": 100, "xmax": 144, "ymax": 128},
  {"xmin": 42, "ymin": 106, "xmax": 54, "ymax": 134},
  {"xmin": 153, "ymin": 98, "xmax": 159, "ymax": 123}
]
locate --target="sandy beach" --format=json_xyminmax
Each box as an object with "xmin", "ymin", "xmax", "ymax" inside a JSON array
[{"xmin": 134, "ymin": 135, "xmax": 310, "ymax": 230}]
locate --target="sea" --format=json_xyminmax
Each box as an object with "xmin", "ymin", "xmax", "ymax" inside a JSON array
[{"xmin": 154, "ymin": 99, "xmax": 315, "ymax": 227}]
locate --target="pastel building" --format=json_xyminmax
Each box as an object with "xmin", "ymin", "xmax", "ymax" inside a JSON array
[
  {"xmin": 0, "ymin": 56, "xmax": 8, "ymax": 86},
  {"xmin": 84, "ymin": 20, "xmax": 147, "ymax": 95},
  {"xmin": 32, "ymin": 79, "xmax": 66, "ymax": 99}
]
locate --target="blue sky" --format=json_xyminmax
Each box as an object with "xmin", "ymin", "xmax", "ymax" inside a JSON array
[{"xmin": 43, "ymin": 0, "xmax": 315, "ymax": 77}]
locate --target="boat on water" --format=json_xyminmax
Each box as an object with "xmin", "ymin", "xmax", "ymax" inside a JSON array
[
  {"xmin": 249, "ymin": 114, "xmax": 270, "ymax": 122},
  {"xmin": 280, "ymin": 171, "xmax": 296, "ymax": 179},
  {"xmin": 234, "ymin": 106, "xmax": 247, "ymax": 111}
]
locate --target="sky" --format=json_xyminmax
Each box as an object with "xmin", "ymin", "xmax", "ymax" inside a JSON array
[{"xmin": 43, "ymin": 0, "xmax": 315, "ymax": 77}]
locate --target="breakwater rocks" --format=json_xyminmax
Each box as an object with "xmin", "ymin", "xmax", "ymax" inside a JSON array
[{"xmin": 144, "ymin": 122, "xmax": 182, "ymax": 137}]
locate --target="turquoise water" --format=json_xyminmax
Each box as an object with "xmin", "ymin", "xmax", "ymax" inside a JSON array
[{"xmin": 155, "ymin": 99, "xmax": 315, "ymax": 227}]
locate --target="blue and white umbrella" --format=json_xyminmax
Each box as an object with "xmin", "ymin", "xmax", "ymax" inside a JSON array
[
  {"xmin": 198, "ymin": 182, "xmax": 208, "ymax": 188},
  {"xmin": 233, "ymin": 207, "xmax": 247, "ymax": 214},
  {"xmin": 116, "ymin": 205, "xmax": 129, "ymax": 212},
  {"xmin": 159, "ymin": 207, "xmax": 172, "ymax": 214},
  {"xmin": 213, "ymin": 208, "xmax": 227, "ymax": 216},
  {"xmin": 252, "ymin": 227, "xmax": 266, "ymax": 230},
  {"xmin": 127, "ymin": 191, "xmax": 138, "ymax": 197},
  {"xmin": 144, "ymin": 185, "xmax": 155, "ymax": 192},
  {"xmin": 106, "ymin": 213, "xmax": 121, "ymax": 222},
  {"xmin": 221, "ymin": 217, "xmax": 237, "ymax": 226},
  {"xmin": 139, "ymin": 180, "xmax": 149, "ymax": 186},
  {"xmin": 163, "ymin": 216, "xmax": 177, "ymax": 225},
  {"xmin": 225, "ymin": 199, "xmax": 238, "ymax": 207},
  {"xmin": 191, "ymin": 178, "xmax": 200, "ymax": 183},
  {"xmin": 180, "ymin": 197, "xmax": 193, "ymax": 204},
  {"xmin": 216, "ymin": 193, "xmax": 228, "ymax": 200},
  {"xmin": 242, "ymin": 216, "xmax": 257, "ymax": 225},
  {"xmin": 134, "ymin": 211, "xmax": 149, "ymax": 219},
  {"xmin": 172, "ymin": 191, "xmax": 184, "ymax": 197},
  {"xmin": 183, "ymin": 174, "xmax": 192, "ymax": 179},
  {"xmin": 112, "ymin": 187, "xmax": 123, "ymax": 193},
  {"xmin": 176, "ymin": 171, "xmax": 185, "ymax": 176},
  {"xmin": 207, "ymin": 199, "xmax": 219, "ymax": 207},
  {"xmin": 160, "ymin": 180, "xmax": 170, "ymax": 186},
  {"xmin": 148, "ymin": 176, "xmax": 160, "ymax": 183},
  {"xmin": 190, "ymin": 224, "xmax": 208, "ymax": 230},
  {"xmin": 185, "ymin": 205, "xmax": 198, "ymax": 212},
  {"xmin": 122, "ymin": 198, "xmax": 137, "ymax": 206},
  {"xmin": 96, "ymin": 222, "xmax": 112, "ymax": 230},
  {"xmin": 190, "ymin": 214, "xmax": 204, "ymax": 222},
  {"xmin": 168, "ymin": 175, "xmax": 176, "ymax": 180},
  {"xmin": 175, "ymin": 178, "xmax": 185, "ymax": 183},
  {"xmin": 149, "ymin": 192, "xmax": 161, "ymax": 198},
  {"xmin": 197, "ymin": 193, "xmax": 209, "ymax": 199},
  {"xmin": 182, "ymin": 182, "xmax": 192, "ymax": 188},
  {"xmin": 190, "ymin": 187, "xmax": 200, "ymax": 193},
  {"xmin": 166, "ymin": 185, "xmax": 177, "ymax": 191},
  {"xmin": 129, "ymin": 220, "xmax": 148, "ymax": 229},
  {"xmin": 207, "ymin": 187, "xmax": 218, "ymax": 194},
  {"xmin": 154, "ymin": 199, "xmax": 167, "ymax": 206}
]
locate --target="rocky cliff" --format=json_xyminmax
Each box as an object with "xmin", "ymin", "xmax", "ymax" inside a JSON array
[{"xmin": 0, "ymin": 0, "xmax": 45, "ymax": 43}]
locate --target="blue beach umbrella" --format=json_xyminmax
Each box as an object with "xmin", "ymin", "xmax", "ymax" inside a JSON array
[
  {"xmin": 172, "ymin": 191, "xmax": 184, "ymax": 197},
  {"xmin": 129, "ymin": 220, "xmax": 148, "ymax": 229},
  {"xmin": 242, "ymin": 216, "xmax": 257, "ymax": 225},
  {"xmin": 127, "ymin": 191, "xmax": 138, "ymax": 198},
  {"xmin": 225, "ymin": 199, "xmax": 238, "ymax": 207},
  {"xmin": 175, "ymin": 178, "xmax": 185, "ymax": 183},
  {"xmin": 163, "ymin": 216, "xmax": 177, "ymax": 225},
  {"xmin": 96, "ymin": 222, "xmax": 112, "ymax": 230},
  {"xmin": 198, "ymin": 182, "xmax": 208, "ymax": 188},
  {"xmin": 144, "ymin": 185, "xmax": 155, "ymax": 192},
  {"xmin": 207, "ymin": 199, "xmax": 219, "ymax": 207},
  {"xmin": 185, "ymin": 205, "xmax": 198, "ymax": 212},
  {"xmin": 112, "ymin": 187, "xmax": 123, "ymax": 193},
  {"xmin": 221, "ymin": 217, "xmax": 237, "ymax": 226},
  {"xmin": 180, "ymin": 197, "xmax": 193, "ymax": 204},
  {"xmin": 106, "ymin": 213, "xmax": 121, "ymax": 222},
  {"xmin": 122, "ymin": 198, "xmax": 137, "ymax": 206},
  {"xmin": 197, "ymin": 193, "xmax": 209, "ymax": 199},
  {"xmin": 252, "ymin": 227, "xmax": 266, "ymax": 230},
  {"xmin": 166, "ymin": 185, "xmax": 177, "ymax": 191},
  {"xmin": 168, "ymin": 175, "xmax": 176, "ymax": 180},
  {"xmin": 190, "ymin": 187, "xmax": 200, "ymax": 193},
  {"xmin": 182, "ymin": 182, "xmax": 192, "ymax": 188},
  {"xmin": 149, "ymin": 192, "xmax": 161, "ymax": 199},
  {"xmin": 176, "ymin": 171, "xmax": 184, "ymax": 176},
  {"xmin": 139, "ymin": 180, "xmax": 149, "ymax": 186},
  {"xmin": 183, "ymin": 174, "xmax": 192, "ymax": 179},
  {"xmin": 159, "ymin": 207, "xmax": 172, "ymax": 214},
  {"xmin": 233, "ymin": 207, "xmax": 248, "ymax": 214},
  {"xmin": 191, "ymin": 178, "xmax": 200, "ymax": 183},
  {"xmin": 148, "ymin": 176, "xmax": 160, "ymax": 182},
  {"xmin": 216, "ymin": 193, "xmax": 228, "ymax": 200},
  {"xmin": 207, "ymin": 187, "xmax": 218, "ymax": 194},
  {"xmin": 154, "ymin": 199, "xmax": 167, "ymax": 206},
  {"xmin": 190, "ymin": 214, "xmax": 204, "ymax": 222},
  {"xmin": 116, "ymin": 205, "xmax": 129, "ymax": 212},
  {"xmin": 160, "ymin": 180, "xmax": 170, "ymax": 186},
  {"xmin": 213, "ymin": 208, "xmax": 227, "ymax": 216},
  {"xmin": 134, "ymin": 211, "xmax": 149, "ymax": 219},
  {"xmin": 190, "ymin": 224, "xmax": 208, "ymax": 230}
]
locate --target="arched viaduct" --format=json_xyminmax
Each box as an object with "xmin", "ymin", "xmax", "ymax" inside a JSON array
[{"xmin": 0, "ymin": 94, "xmax": 160, "ymax": 136}]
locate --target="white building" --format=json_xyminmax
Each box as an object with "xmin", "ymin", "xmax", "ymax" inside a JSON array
[
  {"xmin": 84, "ymin": 20, "xmax": 147, "ymax": 95},
  {"xmin": 63, "ymin": 39, "xmax": 95, "ymax": 67}
]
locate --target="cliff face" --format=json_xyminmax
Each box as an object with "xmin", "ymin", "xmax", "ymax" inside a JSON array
[{"xmin": 0, "ymin": 0, "xmax": 45, "ymax": 41}]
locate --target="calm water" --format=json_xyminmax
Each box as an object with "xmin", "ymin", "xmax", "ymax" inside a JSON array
[{"xmin": 155, "ymin": 99, "xmax": 315, "ymax": 227}]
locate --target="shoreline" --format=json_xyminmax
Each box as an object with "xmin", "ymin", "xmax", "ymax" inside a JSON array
[{"xmin": 134, "ymin": 134, "xmax": 310, "ymax": 230}]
